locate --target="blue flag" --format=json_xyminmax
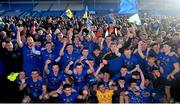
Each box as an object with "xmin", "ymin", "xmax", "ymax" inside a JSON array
[{"xmin": 119, "ymin": 0, "xmax": 138, "ymax": 14}]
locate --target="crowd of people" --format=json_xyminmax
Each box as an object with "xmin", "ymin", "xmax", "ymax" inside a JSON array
[{"xmin": 0, "ymin": 13, "xmax": 180, "ymax": 103}]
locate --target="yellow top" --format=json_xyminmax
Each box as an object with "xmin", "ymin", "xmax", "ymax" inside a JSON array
[{"xmin": 96, "ymin": 89, "xmax": 114, "ymax": 104}]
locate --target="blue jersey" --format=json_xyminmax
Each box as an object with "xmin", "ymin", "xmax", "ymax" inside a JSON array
[
  {"xmin": 77, "ymin": 55, "xmax": 93, "ymax": 69},
  {"xmin": 102, "ymin": 42, "xmax": 110, "ymax": 53},
  {"xmin": 26, "ymin": 78, "xmax": 45, "ymax": 100},
  {"xmin": 100, "ymin": 80, "xmax": 110, "ymax": 88},
  {"xmin": 59, "ymin": 92, "xmax": 79, "ymax": 103},
  {"xmin": 47, "ymin": 70, "xmax": 65, "ymax": 90},
  {"xmin": 72, "ymin": 68, "xmax": 88, "ymax": 91},
  {"xmin": 22, "ymin": 44, "xmax": 38, "ymax": 76},
  {"xmin": 122, "ymin": 54, "xmax": 138, "ymax": 71},
  {"xmin": 35, "ymin": 46, "xmax": 44, "ymax": 75},
  {"xmin": 134, "ymin": 50, "xmax": 148, "ymax": 69},
  {"xmin": 82, "ymin": 40, "xmax": 95, "ymax": 54},
  {"xmin": 128, "ymin": 89, "xmax": 144, "ymax": 103},
  {"xmin": 143, "ymin": 62, "xmax": 157, "ymax": 79},
  {"xmin": 142, "ymin": 84, "xmax": 153, "ymax": 103},
  {"xmin": 111, "ymin": 73, "xmax": 132, "ymax": 87},
  {"xmin": 107, "ymin": 55, "xmax": 124, "ymax": 74},
  {"xmin": 159, "ymin": 53, "xmax": 179, "ymax": 78},
  {"xmin": 73, "ymin": 43, "xmax": 82, "ymax": 54},
  {"xmin": 41, "ymin": 48, "xmax": 59, "ymax": 64},
  {"xmin": 149, "ymin": 49, "xmax": 163, "ymax": 60},
  {"xmin": 52, "ymin": 34, "xmax": 63, "ymax": 52},
  {"xmin": 60, "ymin": 52, "xmax": 79, "ymax": 70}
]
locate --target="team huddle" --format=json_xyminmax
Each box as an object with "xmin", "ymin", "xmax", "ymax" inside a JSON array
[{"xmin": 0, "ymin": 15, "xmax": 180, "ymax": 103}]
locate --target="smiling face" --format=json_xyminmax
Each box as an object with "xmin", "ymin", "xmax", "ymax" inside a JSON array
[
  {"xmin": 163, "ymin": 44, "xmax": 171, "ymax": 53},
  {"xmin": 99, "ymin": 84, "xmax": 105, "ymax": 93},
  {"xmin": 31, "ymin": 71, "xmax": 39, "ymax": 80},
  {"xmin": 26, "ymin": 36, "xmax": 34, "ymax": 47},
  {"xmin": 45, "ymin": 42, "xmax": 52, "ymax": 51},
  {"xmin": 124, "ymin": 49, "xmax": 132, "ymax": 58},
  {"xmin": 5, "ymin": 42, "xmax": 13, "ymax": 51},
  {"xmin": 66, "ymin": 45, "xmax": 73, "ymax": 54},
  {"xmin": 52, "ymin": 64, "xmax": 59, "ymax": 73},
  {"xmin": 64, "ymin": 87, "xmax": 72, "ymax": 96},
  {"xmin": 82, "ymin": 49, "xmax": 89, "ymax": 57},
  {"xmin": 120, "ymin": 67, "xmax": 128, "ymax": 76},
  {"xmin": 76, "ymin": 64, "xmax": 83, "ymax": 74}
]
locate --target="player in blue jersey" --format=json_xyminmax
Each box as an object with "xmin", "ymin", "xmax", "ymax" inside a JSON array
[
  {"xmin": 158, "ymin": 42, "xmax": 180, "ymax": 102},
  {"xmin": 122, "ymin": 48, "xmax": 140, "ymax": 72},
  {"xmin": 65, "ymin": 61, "xmax": 94, "ymax": 92},
  {"xmin": 77, "ymin": 47, "xmax": 93, "ymax": 68},
  {"xmin": 20, "ymin": 70, "xmax": 48, "ymax": 102},
  {"xmin": 16, "ymin": 26, "xmax": 41, "ymax": 76},
  {"xmin": 41, "ymin": 42, "xmax": 59, "ymax": 64},
  {"xmin": 57, "ymin": 84, "xmax": 88, "ymax": 103},
  {"xmin": 110, "ymin": 66, "xmax": 132, "ymax": 87},
  {"xmin": 73, "ymin": 34, "xmax": 83, "ymax": 54},
  {"xmin": 134, "ymin": 41, "xmax": 149, "ymax": 70},
  {"xmin": 126, "ymin": 68, "xmax": 145, "ymax": 103},
  {"xmin": 59, "ymin": 44, "xmax": 80, "ymax": 70},
  {"xmin": 44, "ymin": 59, "xmax": 66, "ymax": 102},
  {"xmin": 142, "ymin": 76, "xmax": 153, "ymax": 103},
  {"xmin": 148, "ymin": 42, "xmax": 162, "ymax": 59},
  {"xmin": 144, "ymin": 55, "xmax": 159, "ymax": 78},
  {"xmin": 151, "ymin": 67, "xmax": 167, "ymax": 103}
]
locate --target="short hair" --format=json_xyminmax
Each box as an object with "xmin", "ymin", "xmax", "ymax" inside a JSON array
[
  {"xmin": 121, "ymin": 66, "xmax": 128, "ymax": 69},
  {"xmin": 97, "ymin": 82, "xmax": 104, "ymax": 87},
  {"xmin": 5, "ymin": 41, "xmax": 12, "ymax": 44},
  {"xmin": 93, "ymin": 46, "xmax": 100, "ymax": 51},
  {"xmin": 129, "ymin": 78, "xmax": 137, "ymax": 84},
  {"xmin": 150, "ymin": 42, "xmax": 159, "ymax": 47},
  {"xmin": 76, "ymin": 62, "xmax": 82, "ymax": 66},
  {"xmin": 31, "ymin": 69, "xmax": 39, "ymax": 74},
  {"xmin": 52, "ymin": 62, "xmax": 60, "ymax": 68},
  {"xmin": 147, "ymin": 55, "xmax": 155, "ymax": 59},
  {"xmin": 66, "ymin": 44, "xmax": 73, "ymax": 47},
  {"xmin": 26, "ymin": 35, "xmax": 33, "ymax": 39},
  {"xmin": 103, "ymin": 70, "xmax": 110, "ymax": 75},
  {"xmin": 63, "ymin": 84, "xmax": 72, "ymax": 90},
  {"xmin": 82, "ymin": 47, "xmax": 89, "ymax": 51},
  {"xmin": 173, "ymin": 32, "xmax": 180, "ymax": 36},
  {"xmin": 162, "ymin": 41, "xmax": 172, "ymax": 47},
  {"xmin": 45, "ymin": 41, "xmax": 52, "ymax": 45},
  {"xmin": 110, "ymin": 42, "xmax": 116, "ymax": 46},
  {"xmin": 119, "ymin": 77, "xmax": 125, "ymax": 81}
]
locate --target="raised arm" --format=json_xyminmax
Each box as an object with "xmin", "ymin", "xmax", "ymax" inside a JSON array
[
  {"xmin": 59, "ymin": 39, "xmax": 67, "ymax": 57},
  {"xmin": 77, "ymin": 90, "xmax": 88, "ymax": 100},
  {"xmin": 86, "ymin": 60, "xmax": 95, "ymax": 74},
  {"xmin": 64, "ymin": 61, "xmax": 74, "ymax": 75},
  {"xmin": 94, "ymin": 63, "xmax": 105, "ymax": 77},
  {"xmin": 19, "ymin": 79, "xmax": 27, "ymax": 91},
  {"xmin": 44, "ymin": 59, "xmax": 51, "ymax": 74},
  {"xmin": 138, "ymin": 41, "xmax": 145, "ymax": 59},
  {"xmin": 16, "ymin": 26, "xmax": 23, "ymax": 47},
  {"xmin": 137, "ymin": 68, "xmax": 145, "ymax": 89}
]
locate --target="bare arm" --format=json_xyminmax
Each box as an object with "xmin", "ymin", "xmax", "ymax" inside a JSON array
[
  {"xmin": 77, "ymin": 90, "xmax": 88, "ymax": 100},
  {"xmin": 19, "ymin": 79, "xmax": 27, "ymax": 91},
  {"xmin": 64, "ymin": 61, "xmax": 74, "ymax": 75},
  {"xmin": 138, "ymin": 68, "xmax": 145, "ymax": 89},
  {"xmin": 44, "ymin": 59, "xmax": 51, "ymax": 74},
  {"xmin": 16, "ymin": 26, "xmax": 23, "ymax": 47},
  {"xmin": 167, "ymin": 63, "xmax": 180, "ymax": 80},
  {"xmin": 86, "ymin": 60, "xmax": 95, "ymax": 74},
  {"xmin": 138, "ymin": 41, "xmax": 145, "ymax": 59},
  {"xmin": 94, "ymin": 63, "xmax": 104, "ymax": 76}
]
